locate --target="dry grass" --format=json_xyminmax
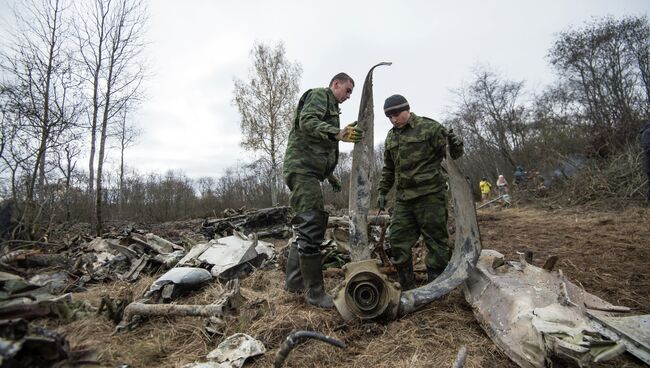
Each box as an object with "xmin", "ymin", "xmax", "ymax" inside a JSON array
[{"xmin": 38, "ymin": 204, "xmax": 650, "ymax": 367}]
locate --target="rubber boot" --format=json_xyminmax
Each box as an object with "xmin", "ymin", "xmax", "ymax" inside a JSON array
[
  {"xmin": 284, "ymin": 241, "xmax": 304, "ymax": 293},
  {"xmin": 299, "ymin": 253, "xmax": 334, "ymax": 309},
  {"xmin": 395, "ymin": 260, "xmax": 415, "ymax": 291}
]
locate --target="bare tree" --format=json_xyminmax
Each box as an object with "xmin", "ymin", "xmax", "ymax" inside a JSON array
[
  {"xmin": 233, "ymin": 42, "xmax": 302, "ymax": 206},
  {"xmin": 549, "ymin": 15, "xmax": 650, "ymax": 155},
  {"xmin": 74, "ymin": 0, "xmax": 146, "ymax": 235},
  {"xmin": 55, "ymin": 141, "xmax": 81, "ymax": 221},
  {"xmin": 111, "ymin": 107, "xmax": 141, "ymax": 213},
  {"xmin": 74, "ymin": 0, "xmax": 111, "ymax": 193},
  {"xmin": 0, "ymin": 0, "xmax": 84, "ymax": 238},
  {"xmin": 450, "ymin": 67, "xmax": 528, "ymax": 169}
]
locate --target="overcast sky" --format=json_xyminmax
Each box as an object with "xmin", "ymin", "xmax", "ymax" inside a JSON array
[{"xmin": 2, "ymin": 0, "xmax": 648, "ymax": 179}]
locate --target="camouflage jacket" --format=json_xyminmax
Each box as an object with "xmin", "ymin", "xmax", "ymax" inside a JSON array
[
  {"xmin": 379, "ymin": 113, "xmax": 464, "ymax": 201},
  {"xmin": 283, "ymin": 87, "xmax": 341, "ymax": 180}
]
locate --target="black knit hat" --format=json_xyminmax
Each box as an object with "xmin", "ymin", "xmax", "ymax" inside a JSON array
[{"xmin": 383, "ymin": 94, "xmax": 410, "ymax": 117}]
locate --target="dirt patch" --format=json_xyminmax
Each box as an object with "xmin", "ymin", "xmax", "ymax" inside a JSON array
[{"xmin": 45, "ymin": 204, "xmax": 649, "ymax": 367}]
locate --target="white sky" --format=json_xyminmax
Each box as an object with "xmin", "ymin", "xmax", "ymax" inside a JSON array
[{"xmin": 2, "ymin": 0, "xmax": 649, "ymax": 179}]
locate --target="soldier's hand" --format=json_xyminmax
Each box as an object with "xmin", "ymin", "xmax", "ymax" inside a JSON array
[
  {"xmin": 327, "ymin": 175, "xmax": 342, "ymax": 192},
  {"xmin": 377, "ymin": 193, "xmax": 386, "ymax": 211},
  {"xmin": 447, "ymin": 129, "xmax": 462, "ymax": 146},
  {"xmin": 335, "ymin": 121, "xmax": 363, "ymax": 143}
]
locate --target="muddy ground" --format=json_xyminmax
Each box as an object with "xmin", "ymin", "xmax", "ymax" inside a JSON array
[{"xmin": 47, "ymin": 203, "xmax": 649, "ymax": 367}]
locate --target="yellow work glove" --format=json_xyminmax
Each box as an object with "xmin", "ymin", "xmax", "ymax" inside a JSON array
[{"xmin": 335, "ymin": 122, "xmax": 363, "ymax": 143}]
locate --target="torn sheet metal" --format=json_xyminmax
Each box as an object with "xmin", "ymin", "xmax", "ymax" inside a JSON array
[
  {"xmin": 199, "ymin": 235, "xmax": 258, "ymax": 277},
  {"xmin": 463, "ymin": 249, "xmax": 628, "ymax": 368},
  {"xmin": 0, "ymin": 272, "xmax": 75, "ymax": 320},
  {"xmin": 152, "ymin": 250, "xmax": 185, "ymax": 268},
  {"xmin": 131, "ymin": 233, "xmax": 184, "ymax": 254},
  {"xmin": 205, "ymin": 333, "xmax": 265, "ymax": 368},
  {"xmin": 180, "ymin": 232, "xmax": 275, "ymax": 278},
  {"xmin": 144, "ymin": 267, "xmax": 212, "ymax": 303},
  {"xmin": 587, "ymin": 311, "xmax": 650, "ymax": 365},
  {"xmin": 178, "ymin": 242, "xmax": 214, "ymax": 267}
]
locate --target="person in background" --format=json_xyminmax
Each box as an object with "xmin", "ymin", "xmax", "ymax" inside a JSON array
[
  {"xmin": 496, "ymin": 174, "xmax": 509, "ymax": 195},
  {"xmin": 479, "ymin": 177, "xmax": 492, "ymax": 202},
  {"xmin": 514, "ymin": 166, "xmax": 525, "ymax": 188}
]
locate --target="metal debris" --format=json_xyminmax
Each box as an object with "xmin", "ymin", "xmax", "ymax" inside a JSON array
[
  {"xmin": 0, "ymin": 318, "xmax": 68, "ymax": 367},
  {"xmin": 143, "ymin": 267, "xmax": 212, "ymax": 303},
  {"xmin": 463, "ymin": 249, "xmax": 631, "ymax": 367},
  {"xmin": 274, "ymin": 330, "xmax": 346, "ymax": 368},
  {"xmin": 334, "ymin": 148, "xmax": 482, "ymax": 321},
  {"xmin": 116, "ymin": 279, "xmax": 244, "ymax": 333},
  {"xmin": 587, "ymin": 311, "xmax": 650, "ymax": 364},
  {"xmin": 201, "ymin": 206, "xmax": 291, "ymax": 239},
  {"xmin": 348, "ymin": 62, "xmax": 392, "ymax": 262},
  {"xmin": 333, "ymin": 259, "xmax": 400, "ymax": 321},
  {"xmin": 178, "ymin": 232, "xmax": 275, "ymax": 280},
  {"xmin": 205, "ymin": 333, "xmax": 265, "ymax": 368}
]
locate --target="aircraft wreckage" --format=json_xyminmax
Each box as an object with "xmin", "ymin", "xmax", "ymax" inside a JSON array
[{"xmin": 332, "ymin": 62, "xmax": 649, "ymax": 367}]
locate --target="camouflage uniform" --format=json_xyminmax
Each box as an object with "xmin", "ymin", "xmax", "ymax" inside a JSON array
[
  {"xmin": 282, "ymin": 86, "xmax": 344, "ymax": 309},
  {"xmin": 283, "ymin": 87, "xmax": 341, "ymax": 254},
  {"xmin": 379, "ymin": 113, "xmax": 463, "ymax": 271}
]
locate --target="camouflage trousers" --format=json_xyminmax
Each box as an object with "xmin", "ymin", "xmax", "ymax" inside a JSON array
[
  {"xmin": 285, "ymin": 173, "xmax": 327, "ymax": 255},
  {"xmin": 389, "ymin": 190, "xmax": 450, "ymax": 270},
  {"xmin": 285, "ymin": 173, "xmax": 324, "ymax": 213}
]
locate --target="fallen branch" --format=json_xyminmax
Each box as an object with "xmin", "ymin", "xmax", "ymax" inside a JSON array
[{"xmin": 477, "ymin": 195, "xmax": 508, "ymax": 209}]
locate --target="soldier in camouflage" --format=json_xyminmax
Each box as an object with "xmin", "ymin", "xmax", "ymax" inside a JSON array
[
  {"xmin": 377, "ymin": 94, "xmax": 463, "ymax": 290},
  {"xmin": 283, "ymin": 73, "xmax": 363, "ymax": 309}
]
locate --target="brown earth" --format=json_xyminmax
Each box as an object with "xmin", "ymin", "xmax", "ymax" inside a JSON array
[{"xmin": 49, "ymin": 203, "xmax": 650, "ymax": 368}]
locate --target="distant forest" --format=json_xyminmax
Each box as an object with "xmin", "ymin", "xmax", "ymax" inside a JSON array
[{"xmin": 1, "ymin": 1, "xmax": 648, "ymax": 240}]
